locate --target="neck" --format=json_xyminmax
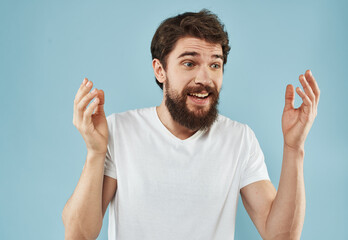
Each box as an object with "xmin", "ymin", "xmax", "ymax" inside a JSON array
[{"xmin": 156, "ymin": 101, "xmax": 198, "ymax": 140}]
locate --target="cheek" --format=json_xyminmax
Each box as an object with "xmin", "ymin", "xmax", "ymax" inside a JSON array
[
  {"xmin": 168, "ymin": 70, "xmax": 193, "ymax": 90},
  {"xmin": 214, "ymin": 75, "xmax": 223, "ymax": 90},
  {"xmin": 218, "ymin": 78, "xmax": 223, "ymax": 89}
]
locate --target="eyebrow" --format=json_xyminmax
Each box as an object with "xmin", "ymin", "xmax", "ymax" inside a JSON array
[{"xmin": 177, "ymin": 51, "xmax": 224, "ymax": 61}]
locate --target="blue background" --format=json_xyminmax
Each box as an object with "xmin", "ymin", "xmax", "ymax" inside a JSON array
[{"xmin": 1, "ymin": 0, "xmax": 347, "ymax": 239}]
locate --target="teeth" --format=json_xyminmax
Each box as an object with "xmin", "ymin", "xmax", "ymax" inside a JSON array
[{"xmin": 190, "ymin": 93, "xmax": 209, "ymax": 98}]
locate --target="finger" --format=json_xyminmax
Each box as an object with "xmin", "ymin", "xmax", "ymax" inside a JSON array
[
  {"xmin": 296, "ymin": 87, "xmax": 312, "ymax": 115},
  {"xmin": 74, "ymin": 78, "xmax": 88, "ymax": 102},
  {"xmin": 305, "ymin": 69, "xmax": 320, "ymax": 103},
  {"xmin": 74, "ymin": 79, "xmax": 94, "ymax": 106},
  {"xmin": 76, "ymin": 88, "xmax": 99, "ymax": 123},
  {"xmin": 284, "ymin": 84, "xmax": 295, "ymax": 111},
  {"xmin": 83, "ymin": 97, "xmax": 100, "ymax": 127},
  {"xmin": 299, "ymin": 74, "xmax": 315, "ymax": 104},
  {"xmin": 77, "ymin": 78, "xmax": 88, "ymax": 91},
  {"xmin": 81, "ymin": 78, "xmax": 87, "ymax": 87},
  {"xmin": 73, "ymin": 79, "xmax": 94, "ymax": 124},
  {"xmin": 73, "ymin": 78, "xmax": 88, "ymax": 125},
  {"xmin": 94, "ymin": 89, "xmax": 105, "ymax": 115}
]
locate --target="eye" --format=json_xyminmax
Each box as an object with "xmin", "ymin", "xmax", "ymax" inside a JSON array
[
  {"xmin": 183, "ymin": 62, "xmax": 194, "ymax": 67},
  {"xmin": 211, "ymin": 63, "xmax": 221, "ymax": 69}
]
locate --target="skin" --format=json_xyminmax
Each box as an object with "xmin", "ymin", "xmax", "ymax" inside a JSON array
[
  {"xmin": 63, "ymin": 80, "xmax": 114, "ymax": 239},
  {"xmin": 154, "ymin": 37, "xmax": 224, "ymax": 139},
  {"xmin": 240, "ymin": 69, "xmax": 320, "ymax": 239},
  {"xmin": 64, "ymin": 36, "xmax": 320, "ymax": 240},
  {"xmin": 154, "ymin": 37, "xmax": 320, "ymax": 239}
]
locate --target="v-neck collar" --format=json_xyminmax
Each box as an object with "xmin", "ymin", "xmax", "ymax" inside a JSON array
[{"xmin": 152, "ymin": 107, "xmax": 205, "ymax": 144}]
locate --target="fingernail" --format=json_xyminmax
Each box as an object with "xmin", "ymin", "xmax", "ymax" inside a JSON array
[
  {"xmin": 82, "ymin": 78, "xmax": 87, "ymax": 85},
  {"xmin": 91, "ymin": 88, "xmax": 97, "ymax": 93},
  {"xmin": 86, "ymin": 81, "xmax": 91, "ymax": 87},
  {"xmin": 309, "ymin": 70, "xmax": 312, "ymax": 76}
]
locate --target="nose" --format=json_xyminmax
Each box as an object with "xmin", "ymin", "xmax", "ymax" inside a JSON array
[{"xmin": 194, "ymin": 66, "xmax": 212, "ymax": 85}]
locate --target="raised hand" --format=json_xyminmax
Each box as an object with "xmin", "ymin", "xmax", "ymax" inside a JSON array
[
  {"xmin": 73, "ymin": 78, "xmax": 108, "ymax": 156},
  {"xmin": 282, "ymin": 70, "xmax": 320, "ymax": 150}
]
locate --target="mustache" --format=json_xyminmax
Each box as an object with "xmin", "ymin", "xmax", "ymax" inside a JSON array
[{"xmin": 182, "ymin": 85, "xmax": 218, "ymax": 96}]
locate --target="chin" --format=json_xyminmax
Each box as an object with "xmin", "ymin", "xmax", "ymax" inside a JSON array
[{"xmin": 187, "ymin": 105, "xmax": 211, "ymax": 117}]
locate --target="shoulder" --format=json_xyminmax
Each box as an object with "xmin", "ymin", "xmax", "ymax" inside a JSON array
[
  {"xmin": 215, "ymin": 114, "xmax": 245, "ymax": 129},
  {"xmin": 106, "ymin": 107, "xmax": 155, "ymax": 128},
  {"xmin": 211, "ymin": 114, "xmax": 256, "ymax": 142},
  {"xmin": 213, "ymin": 114, "xmax": 247, "ymax": 133}
]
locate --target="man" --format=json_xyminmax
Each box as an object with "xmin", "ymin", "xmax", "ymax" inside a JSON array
[{"xmin": 62, "ymin": 10, "xmax": 320, "ymax": 240}]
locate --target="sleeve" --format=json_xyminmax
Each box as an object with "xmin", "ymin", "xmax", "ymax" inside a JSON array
[
  {"xmin": 104, "ymin": 114, "xmax": 117, "ymax": 179},
  {"xmin": 239, "ymin": 125, "xmax": 270, "ymax": 189}
]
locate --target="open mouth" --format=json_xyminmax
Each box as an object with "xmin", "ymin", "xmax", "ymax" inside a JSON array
[
  {"xmin": 187, "ymin": 92, "xmax": 211, "ymax": 105},
  {"xmin": 188, "ymin": 92, "xmax": 210, "ymax": 99}
]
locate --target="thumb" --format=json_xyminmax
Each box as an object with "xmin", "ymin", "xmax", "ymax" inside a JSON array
[
  {"xmin": 95, "ymin": 89, "xmax": 105, "ymax": 114},
  {"xmin": 284, "ymin": 84, "xmax": 295, "ymax": 111}
]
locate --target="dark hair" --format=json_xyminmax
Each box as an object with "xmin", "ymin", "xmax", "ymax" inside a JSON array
[{"xmin": 151, "ymin": 9, "xmax": 231, "ymax": 89}]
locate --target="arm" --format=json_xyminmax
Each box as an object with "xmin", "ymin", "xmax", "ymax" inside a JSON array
[
  {"xmin": 241, "ymin": 147, "xmax": 305, "ymax": 240},
  {"xmin": 241, "ymin": 70, "xmax": 320, "ymax": 240},
  {"xmin": 62, "ymin": 78, "xmax": 117, "ymax": 239},
  {"xmin": 62, "ymin": 154, "xmax": 117, "ymax": 239}
]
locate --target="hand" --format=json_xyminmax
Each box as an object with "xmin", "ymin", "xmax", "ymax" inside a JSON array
[
  {"xmin": 73, "ymin": 78, "xmax": 108, "ymax": 155},
  {"xmin": 282, "ymin": 70, "xmax": 320, "ymax": 150}
]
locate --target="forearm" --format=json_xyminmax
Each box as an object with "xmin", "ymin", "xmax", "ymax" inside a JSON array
[
  {"xmin": 265, "ymin": 145, "xmax": 306, "ymax": 240},
  {"xmin": 62, "ymin": 152, "xmax": 106, "ymax": 239}
]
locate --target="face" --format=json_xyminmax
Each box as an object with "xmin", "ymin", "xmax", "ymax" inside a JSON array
[{"xmin": 161, "ymin": 37, "xmax": 224, "ymax": 130}]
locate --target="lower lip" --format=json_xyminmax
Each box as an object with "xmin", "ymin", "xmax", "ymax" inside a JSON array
[{"xmin": 187, "ymin": 95, "xmax": 210, "ymax": 105}]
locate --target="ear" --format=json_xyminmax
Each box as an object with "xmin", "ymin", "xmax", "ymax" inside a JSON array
[{"xmin": 152, "ymin": 59, "xmax": 166, "ymax": 84}]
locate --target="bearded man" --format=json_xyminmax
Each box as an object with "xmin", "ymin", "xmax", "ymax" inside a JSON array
[{"xmin": 62, "ymin": 9, "xmax": 320, "ymax": 240}]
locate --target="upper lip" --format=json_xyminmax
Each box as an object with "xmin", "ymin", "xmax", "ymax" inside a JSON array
[
  {"xmin": 190, "ymin": 91, "xmax": 208, "ymax": 94},
  {"xmin": 189, "ymin": 92, "xmax": 210, "ymax": 97},
  {"xmin": 188, "ymin": 90, "xmax": 209, "ymax": 94}
]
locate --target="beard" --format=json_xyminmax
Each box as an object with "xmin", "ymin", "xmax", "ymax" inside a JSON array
[{"xmin": 164, "ymin": 79, "xmax": 220, "ymax": 131}]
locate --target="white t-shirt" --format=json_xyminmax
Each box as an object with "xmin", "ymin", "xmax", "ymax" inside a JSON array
[{"xmin": 104, "ymin": 107, "xmax": 270, "ymax": 240}]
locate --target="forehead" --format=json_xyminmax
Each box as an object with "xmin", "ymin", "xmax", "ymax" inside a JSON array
[{"xmin": 170, "ymin": 37, "xmax": 223, "ymax": 58}]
